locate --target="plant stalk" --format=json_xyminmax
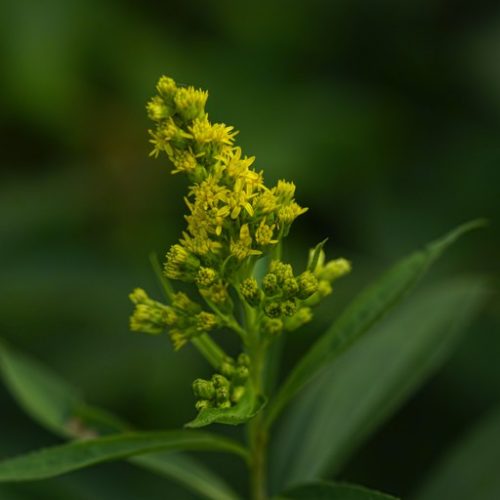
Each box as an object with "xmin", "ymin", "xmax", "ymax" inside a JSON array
[
  {"xmin": 248, "ymin": 332, "xmax": 268, "ymax": 500},
  {"xmin": 250, "ymin": 411, "xmax": 268, "ymax": 500}
]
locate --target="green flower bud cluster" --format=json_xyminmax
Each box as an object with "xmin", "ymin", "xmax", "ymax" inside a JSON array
[
  {"xmin": 130, "ymin": 288, "xmax": 219, "ymax": 350},
  {"xmin": 192, "ymin": 354, "xmax": 250, "ymax": 411},
  {"xmin": 304, "ymin": 249, "xmax": 352, "ymax": 306},
  {"xmin": 241, "ymin": 260, "xmax": 317, "ymax": 323},
  {"xmin": 129, "ymin": 288, "xmax": 177, "ymax": 335},
  {"xmin": 238, "ymin": 251, "xmax": 351, "ymax": 338}
]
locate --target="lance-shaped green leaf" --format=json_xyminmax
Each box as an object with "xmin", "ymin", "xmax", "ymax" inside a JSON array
[
  {"xmin": 413, "ymin": 406, "xmax": 500, "ymax": 500},
  {"xmin": 270, "ymin": 277, "xmax": 488, "ymax": 489},
  {"xmin": 307, "ymin": 238, "xmax": 328, "ymax": 272},
  {"xmin": 275, "ymin": 481, "xmax": 399, "ymax": 499},
  {"xmin": 265, "ymin": 219, "xmax": 485, "ymax": 426},
  {"xmin": 0, "ymin": 341, "xmax": 241, "ymax": 500},
  {"xmin": 0, "ymin": 430, "xmax": 248, "ymax": 482},
  {"xmin": 185, "ymin": 381, "xmax": 266, "ymax": 428}
]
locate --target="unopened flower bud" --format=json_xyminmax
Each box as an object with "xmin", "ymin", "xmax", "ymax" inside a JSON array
[
  {"xmin": 219, "ymin": 358, "xmax": 235, "ymax": 378},
  {"xmin": 233, "ymin": 365, "xmax": 249, "ymax": 384},
  {"xmin": 284, "ymin": 307, "xmax": 313, "ymax": 331},
  {"xmin": 129, "ymin": 288, "xmax": 174, "ymax": 335},
  {"xmin": 305, "ymin": 280, "xmax": 332, "ymax": 306},
  {"xmin": 196, "ymin": 267, "xmax": 217, "ymax": 288},
  {"xmin": 264, "ymin": 301, "xmax": 282, "ymax": 318},
  {"xmin": 262, "ymin": 273, "xmax": 279, "ymax": 295},
  {"xmin": 164, "ymin": 244, "xmax": 200, "ymax": 281},
  {"xmin": 320, "ymin": 258, "xmax": 352, "ymax": 281},
  {"xmin": 273, "ymin": 180, "xmax": 296, "ymax": 201},
  {"xmin": 215, "ymin": 386, "xmax": 230, "ymax": 404},
  {"xmin": 281, "ymin": 299, "xmax": 297, "ymax": 317},
  {"xmin": 269, "ymin": 261, "xmax": 294, "ymax": 284},
  {"xmin": 169, "ymin": 329, "xmax": 188, "ymax": 350},
  {"xmin": 146, "ymin": 96, "xmax": 170, "ymax": 121},
  {"xmin": 194, "ymin": 311, "xmax": 218, "ymax": 332},
  {"xmin": 240, "ymin": 278, "xmax": 261, "ymax": 306},
  {"xmin": 195, "ymin": 399, "xmax": 211, "ymax": 411},
  {"xmin": 192, "ymin": 379, "xmax": 215, "ymax": 400},
  {"xmin": 231, "ymin": 386, "xmax": 245, "ymax": 403},
  {"xmin": 172, "ymin": 292, "xmax": 201, "ymax": 314},
  {"xmin": 174, "ymin": 86, "xmax": 208, "ymax": 122},
  {"xmin": 262, "ymin": 317, "xmax": 283, "ymax": 337},
  {"xmin": 237, "ymin": 353, "xmax": 250, "ymax": 367},
  {"xmin": 156, "ymin": 76, "xmax": 177, "ymax": 98},
  {"xmin": 212, "ymin": 374, "xmax": 230, "ymax": 390},
  {"xmin": 283, "ymin": 277, "xmax": 299, "ymax": 298},
  {"xmin": 317, "ymin": 279, "xmax": 333, "ymax": 298},
  {"xmin": 201, "ymin": 282, "xmax": 230, "ymax": 306},
  {"xmin": 297, "ymin": 271, "xmax": 319, "ymax": 299}
]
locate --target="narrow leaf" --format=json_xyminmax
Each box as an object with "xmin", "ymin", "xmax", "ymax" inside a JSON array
[
  {"xmin": 271, "ymin": 277, "xmax": 487, "ymax": 489},
  {"xmin": 266, "ymin": 220, "xmax": 485, "ymax": 426},
  {"xmin": 0, "ymin": 431, "xmax": 248, "ymax": 482},
  {"xmin": 0, "ymin": 341, "xmax": 241, "ymax": 499},
  {"xmin": 307, "ymin": 238, "xmax": 328, "ymax": 272},
  {"xmin": 275, "ymin": 481, "xmax": 399, "ymax": 499},
  {"xmin": 414, "ymin": 406, "xmax": 500, "ymax": 500}
]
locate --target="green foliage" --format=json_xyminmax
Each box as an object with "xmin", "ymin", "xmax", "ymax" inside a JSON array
[
  {"xmin": 0, "ymin": 340, "xmax": 82, "ymax": 437},
  {"xmin": 414, "ymin": 406, "xmax": 500, "ymax": 500},
  {"xmin": 271, "ymin": 277, "xmax": 488, "ymax": 489},
  {"xmin": 275, "ymin": 481, "xmax": 399, "ymax": 499},
  {"xmin": 132, "ymin": 453, "xmax": 240, "ymax": 500},
  {"xmin": 0, "ymin": 341, "xmax": 240, "ymax": 500},
  {"xmin": 265, "ymin": 220, "xmax": 486, "ymax": 426},
  {"xmin": 0, "ymin": 431, "xmax": 247, "ymax": 482}
]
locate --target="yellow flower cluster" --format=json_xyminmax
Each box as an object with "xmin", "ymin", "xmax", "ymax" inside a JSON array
[{"xmin": 147, "ymin": 76, "xmax": 307, "ymax": 286}]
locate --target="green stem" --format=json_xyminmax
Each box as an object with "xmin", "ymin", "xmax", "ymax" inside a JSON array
[
  {"xmin": 191, "ymin": 334, "xmax": 226, "ymax": 369},
  {"xmin": 246, "ymin": 314, "xmax": 268, "ymax": 500},
  {"xmin": 203, "ymin": 296, "xmax": 247, "ymax": 340},
  {"xmin": 249, "ymin": 346, "xmax": 268, "ymax": 500},
  {"xmin": 149, "ymin": 252, "xmax": 174, "ymax": 300}
]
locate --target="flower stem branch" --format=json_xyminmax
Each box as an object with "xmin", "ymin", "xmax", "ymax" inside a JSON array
[{"xmin": 191, "ymin": 334, "xmax": 226, "ymax": 368}]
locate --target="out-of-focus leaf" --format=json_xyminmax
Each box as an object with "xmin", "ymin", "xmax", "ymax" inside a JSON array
[
  {"xmin": 0, "ymin": 341, "xmax": 241, "ymax": 500},
  {"xmin": 271, "ymin": 277, "xmax": 487, "ymax": 489},
  {"xmin": 185, "ymin": 381, "xmax": 266, "ymax": 428},
  {"xmin": 265, "ymin": 220, "xmax": 486, "ymax": 426},
  {"xmin": 0, "ymin": 340, "xmax": 82, "ymax": 437},
  {"xmin": 413, "ymin": 406, "xmax": 500, "ymax": 500},
  {"xmin": 130, "ymin": 453, "xmax": 240, "ymax": 500},
  {"xmin": 275, "ymin": 481, "xmax": 399, "ymax": 499},
  {"xmin": 0, "ymin": 431, "xmax": 248, "ymax": 482}
]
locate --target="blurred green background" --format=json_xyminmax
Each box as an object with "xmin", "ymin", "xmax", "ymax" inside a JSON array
[{"xmin": 0, "ymin": 0, "xmax": 498, "ymax": 498}]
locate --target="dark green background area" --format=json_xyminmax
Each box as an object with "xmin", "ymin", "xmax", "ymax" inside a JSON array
[{"xmin": 0, "ymin": 1, "xmax": 498, "ymax": 498}]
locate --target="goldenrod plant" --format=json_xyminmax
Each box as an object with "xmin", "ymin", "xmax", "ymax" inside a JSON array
[
  {"xmin": 131, "ymin": 76, "xmax": 350, "ymax": 430},
  {"xmin": 0, "ymin": 77, "xmax": 487, "ymax": 500}
]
